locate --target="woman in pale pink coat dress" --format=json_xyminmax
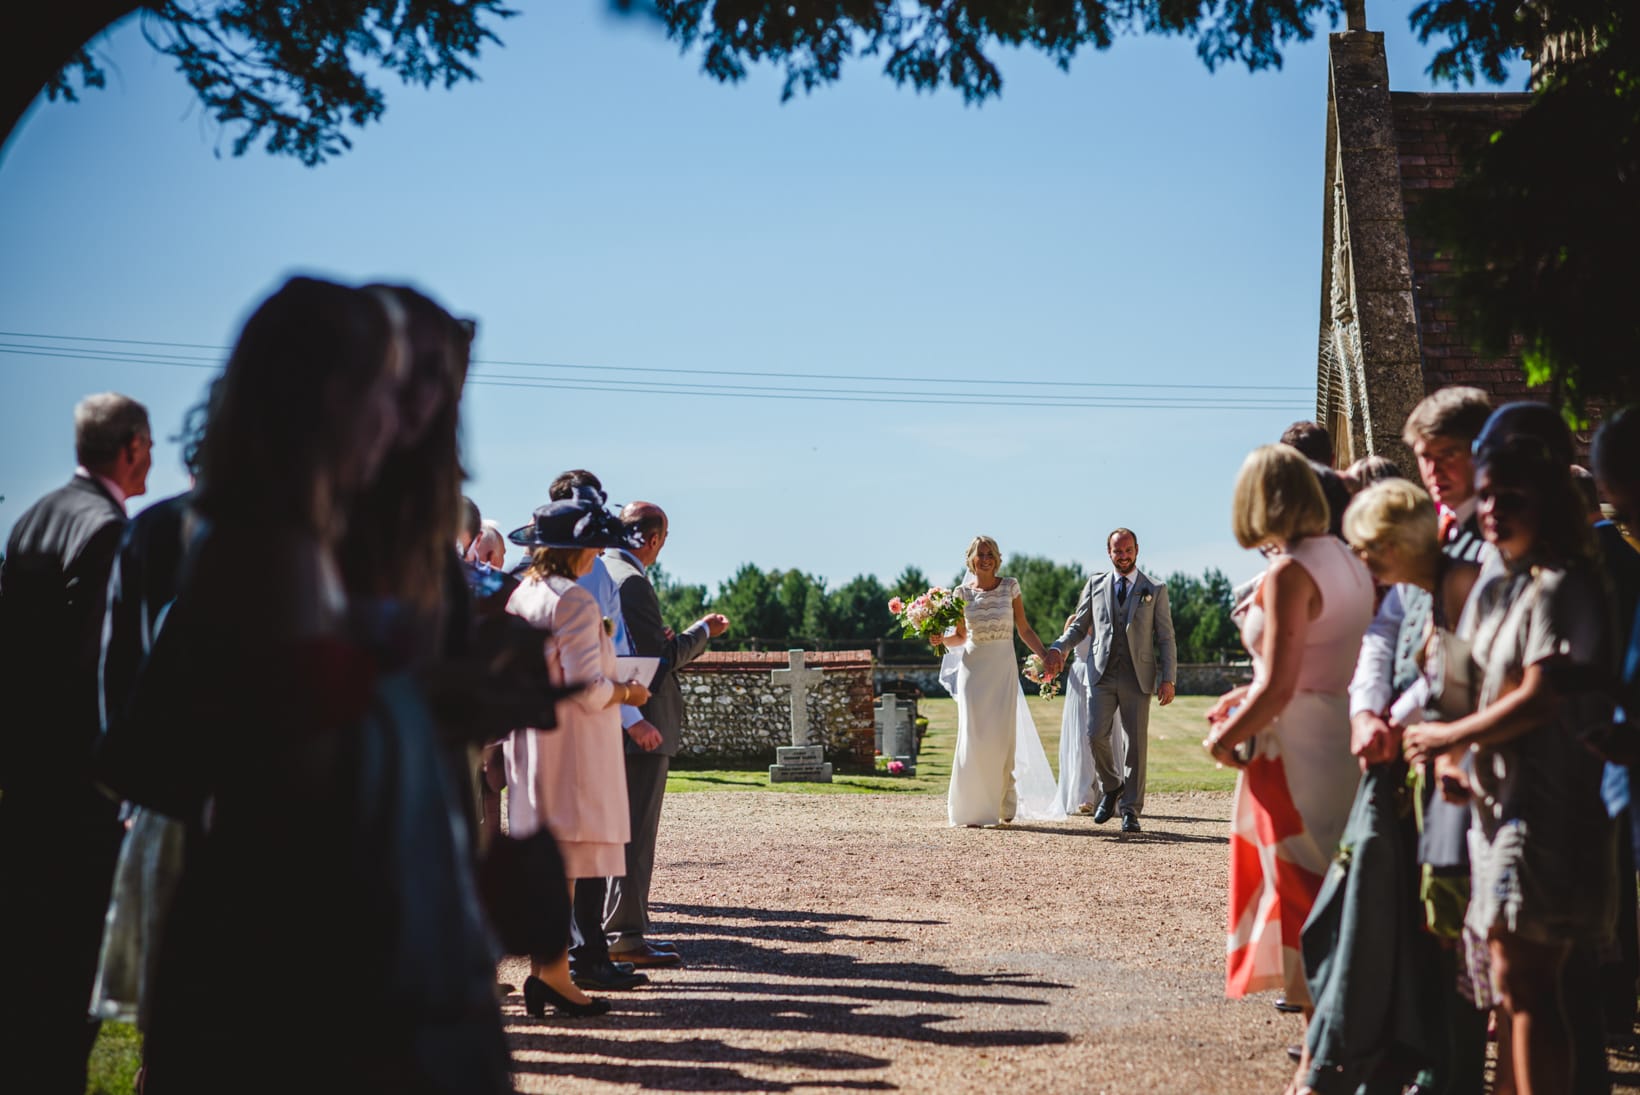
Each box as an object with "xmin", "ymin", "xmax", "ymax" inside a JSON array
[{"xmin": 505, "ymin": 490, "xmax": 650, "ymax": 1018}]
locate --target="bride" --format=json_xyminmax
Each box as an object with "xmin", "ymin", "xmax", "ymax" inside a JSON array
[{"xmin": 935, "ymin": 536, "xmax": 1065, "ymax": 827}]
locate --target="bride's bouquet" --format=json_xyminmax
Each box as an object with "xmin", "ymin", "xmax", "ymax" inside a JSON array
[
  {"xmin": 888, "ymin": 587, "xmax": 965, "ymax": 653},
  {"xmin": 1022, "ymin": 654, "xmax": 1061, "ymax": 700}
]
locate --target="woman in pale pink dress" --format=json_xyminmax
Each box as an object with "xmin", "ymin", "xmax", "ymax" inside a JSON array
[
  {"xmin": 505, "ymin": 489, "xmax": 650, "ymax": 1018},
  {"xmin": 1203, "ymin": 444, "xmax": 1374, "ymax": 1090}
]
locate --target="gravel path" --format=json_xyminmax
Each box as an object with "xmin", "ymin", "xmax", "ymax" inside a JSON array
[
  {"xmin": 503, "ymin": 790, "xmax": 1308, "ymax": 1093},
  {"xmin": 502, "ymin": 789, "xmax": 1640, "ymax": 1093}
]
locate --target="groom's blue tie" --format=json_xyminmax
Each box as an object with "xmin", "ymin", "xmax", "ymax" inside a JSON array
[{"xmin": 1117, "ymin": 576, "xmax": 1129, "ymax": 607}]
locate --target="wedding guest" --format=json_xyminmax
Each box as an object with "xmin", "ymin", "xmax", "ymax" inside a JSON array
[
  {"xmin": 1299, "ymin": 479, "xmax": 1481, "ymax": 1094},
  {"xmin": 460, "ymin": 496, "xmax": 484, "ymax": 556},
  {"xmin": 1349, "ymin": 389, "xmax": 1491, "ymax": 774},
  {"xmin": 1281, "ymin": 420, "xmax": 1336, "ymax": 467},
  {"xmin": 1203, "ymin": 444, "xmax": 1374, "ymax": 1089},
  {"xmin": 504, "ymin": 490, "xmax": 651, "ymax": 1018},
  {"xmin": 98, "ymin": 278, "xmax": 511, "ymax": 1093},
  {"xmin": 1311, "ymin": 462, "xmax": 1353, "ymax": 539},
  {"xmin": 1594, "ymin": 406, "xmax": 1640, "ymax": 721},
  {"xmin": 1574, "ymin": 459, "xmax": 1640, "ymax": 1045},
  {"xmin": 603, "ymin": 502, "xmax": 728, "ymax": 965},
  {"xmin": 0, "ymin": 391, "xmax": 151, "ymax": 1094},
  {"xmin": 546, "ymin": 471, "xmax": 658, "ymax": 993},
  {"xmin": 1595, "ymin": 405, "xmax": 1640, "ymax": 754},
  {"xmin": 90, "ymin": 402, "xmax": 207, "ymax": 1049},
  {"xmin": 1053, "ymin": 609, "xmax": 1099, "ymax": 817},
  {"xmin": 1340, "ymin": 453, "xmax": 1402, "ymax": 494},
  {"xmin": 1574, "ymin": 465, "xmax": 1640, "ymax": 634},
  {"xmin": 940, "ymin": 536, "xmax": 1061, "ymax": 827},
  {"xmin": 1596, "ymin": 407, "xmax": 1640, "ymax": 1061},
  {"xmin": 472, "ymin": 521, "xmax": 507, "ymax": 569},
  {"xmin": 1404, "ymin": 435, "xmax": 1618, "ymax": 1095},
  {"xmin": 340, "ymin": 284, "xmax": 472, "ymax": 665}
]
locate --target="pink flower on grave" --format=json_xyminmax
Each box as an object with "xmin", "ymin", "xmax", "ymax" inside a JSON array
[
  {"xmin": 888, "ymin": 597, "xmax": 904, "ymax": 615},
  {"xmin": 887, "ymin": 760, "xmax": 906, "ymax": 775}
]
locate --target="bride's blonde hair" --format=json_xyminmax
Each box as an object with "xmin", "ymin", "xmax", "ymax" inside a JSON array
[{"xmin": 965, "ymin": 535, "xmax": 1001, "ymax": 574}]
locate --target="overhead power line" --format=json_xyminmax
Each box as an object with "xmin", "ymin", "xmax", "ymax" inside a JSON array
[{"xmin": 0, "ymin": 332, "xmax": 1316, "ymax": 412}]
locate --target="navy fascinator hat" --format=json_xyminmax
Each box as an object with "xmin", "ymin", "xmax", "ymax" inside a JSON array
[{"xmin": 507, "ymin": 486, "xmax": 636, "ymax": 551}]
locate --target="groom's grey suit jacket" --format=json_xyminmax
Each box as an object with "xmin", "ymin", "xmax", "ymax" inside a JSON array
[{"xmin": 1053, "ymin": 569, "xmax": 1177, "ymax": 695}]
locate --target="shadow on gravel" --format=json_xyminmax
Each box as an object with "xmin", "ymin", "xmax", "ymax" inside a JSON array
[
  {"xmin": 654, "ymin": 904, "xmax": 943, "ymax": 926},
  {"xmin": 513, "ymin": 1054, "xmax": 897, "ymax": 1092},
  {"xmin": 509, "ymin": 905, "xmax": 1071, "ymax": 1090},
  {"xmin": 1003, "ymin": 822, "xmax": 1227, "ymax": 845}
]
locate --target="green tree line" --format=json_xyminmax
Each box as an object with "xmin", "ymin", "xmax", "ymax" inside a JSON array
[{"xmin": 649, "ymin": 555, "xmax": 1242, "ymax": 665}]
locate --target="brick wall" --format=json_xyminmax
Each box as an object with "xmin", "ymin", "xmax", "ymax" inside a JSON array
[{"xmin": 1390, "ymin": 93, "xmax": 1533, "ymax": 399}]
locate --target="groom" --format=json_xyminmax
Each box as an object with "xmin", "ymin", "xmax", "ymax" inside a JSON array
[{"xmin": 1044, "ymin": 528, "xmax": 1176, "ymax": 833}]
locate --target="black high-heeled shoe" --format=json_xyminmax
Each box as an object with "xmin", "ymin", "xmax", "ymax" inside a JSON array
[{"xmin": 523, "ymin": 975, "xmax": 611, "ymax": 1018}]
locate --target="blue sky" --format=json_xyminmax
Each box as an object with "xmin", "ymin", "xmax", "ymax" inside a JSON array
[{"xmin": 0, "ymin": 4, "xmax": 1526, "ymax": 596}]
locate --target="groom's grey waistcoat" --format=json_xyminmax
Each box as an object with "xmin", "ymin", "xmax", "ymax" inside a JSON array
[{"xmin": 1054, "ymin": 569, "xmax": 1176, "ymax": 693}]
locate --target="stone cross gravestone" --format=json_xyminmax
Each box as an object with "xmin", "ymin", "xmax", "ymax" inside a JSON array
[
  {"xmin": 874, "ymin": 693, "xmax": 916, "ymax": 774},
  {"xmin": 768, "ymin": 649, "xmax": 832, "ymax": 783}
]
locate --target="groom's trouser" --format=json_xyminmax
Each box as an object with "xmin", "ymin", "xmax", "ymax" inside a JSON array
[{"xmin": 1088, "ymin": 661, "xmax": 1149, "ymax": 816}]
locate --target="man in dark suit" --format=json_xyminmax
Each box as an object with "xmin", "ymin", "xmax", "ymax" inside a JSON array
[
  {"xmin": 0, "ymin": 392, "xmax": 151, "ymax": 1094},
  {"xmin": 599, "ymin": 502, "xmax": 727, "ymax": 966},
  {"xmin": 1044, "ymin": 528, "xmax": 1177, "ymax": 833}
]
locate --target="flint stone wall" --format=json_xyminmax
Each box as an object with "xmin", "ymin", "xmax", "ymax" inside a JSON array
[{"xmin": 677, "ymin": 650, "xmax": 875, "ymax": 766}]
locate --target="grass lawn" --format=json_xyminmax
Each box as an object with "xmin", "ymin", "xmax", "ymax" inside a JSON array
[
  {"xmin": 667, "ymin": 693, "xmax": 1236, "ymax": 796},
  {"xmin": 86, "ymin": 1021, "xmax": 140, "ymax": 1095}
]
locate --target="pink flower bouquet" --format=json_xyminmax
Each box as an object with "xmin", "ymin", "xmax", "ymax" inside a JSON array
[
  {"xmin": 889, "ymin": 587, "xmax": 965, "ymax": 653},
  {"xmin": 1022, "ymin": 654, "xmax": 1062, "ymax": 700}
]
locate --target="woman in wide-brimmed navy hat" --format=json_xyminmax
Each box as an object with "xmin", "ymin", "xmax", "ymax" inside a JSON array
[{"xmin": 502, "ymin": 488, "xmax": 649, "ymax": 1019}]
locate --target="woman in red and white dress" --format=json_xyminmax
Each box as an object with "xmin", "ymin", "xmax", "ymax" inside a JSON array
[{"xmin": 1202, "ymin": 445, "xmax": 1374, "ymax": 1083}]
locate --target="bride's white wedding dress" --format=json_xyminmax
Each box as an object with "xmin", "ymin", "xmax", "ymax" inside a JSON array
[{"xmin": 943, "ymin": 577, "xmax": 1064, "ymax": 826}]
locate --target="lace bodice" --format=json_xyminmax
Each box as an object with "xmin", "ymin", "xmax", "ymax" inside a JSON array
[{"xmin": 958, "ymin": 578, "xmax": 1019, "ymax": 646}]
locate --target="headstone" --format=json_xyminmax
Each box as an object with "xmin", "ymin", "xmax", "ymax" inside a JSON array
[
  {"xmin": 768, "ymin": 650, "xmax": 832, "ymax": 782},
  {"xmin": 874, "ymin": 693, "xmax": 917, "ymax": 774},
  {"xmin": 769, "ymin": 744, "xmax": 832, "ymax": 783}
]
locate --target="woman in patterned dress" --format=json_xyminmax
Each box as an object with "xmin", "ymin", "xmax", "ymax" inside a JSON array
[
  {"xmin": 1203, "ymin": 445, "xmax": 1374, "ymax": 1088},
  {"xmin": 1403, "ymin": 436, "xmax": 1616, "ymax": 1095}
]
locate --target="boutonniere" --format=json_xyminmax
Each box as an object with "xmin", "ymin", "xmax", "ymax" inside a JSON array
[
  {"xmin": 602, "ymin": 616, "xmax": 615, "ymax": 637},
  {"xmin": 1142, "ymin": 592, "xmax": 1153, "ymax": 604}
]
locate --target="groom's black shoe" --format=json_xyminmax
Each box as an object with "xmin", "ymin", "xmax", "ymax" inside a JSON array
[
  {"xmin": 1121, "ymin": 810, "xmax": 1141, "ymax": 834},
  {"xmin": 1092, "ymin": 785, "xmax": 1124, "ymax": 824}
]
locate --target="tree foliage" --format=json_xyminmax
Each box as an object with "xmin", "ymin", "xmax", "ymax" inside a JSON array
[
  {"xmin": 648, "ymin": 562, "xmax": 709, "ymax": 635},
  {"xmin": 1002, "ymin": 553, "xmax": 1086, "ymax": 660},
  {"xmin": 1162, "ymin": 567, "xmax": 1240, "ymax": 663},
  {"xmin": 645, "ymin": 555, "xmax": 1239, "ymax": 662},
  {"xmin": 1409, "ymin": 0, "xmax": 1639, "ymax": 421},
  {"xmin": 653, "ymin": 0, "xmax": 1344, "ymax": 104},
  {"xmin": 9, "ymin": 0, "xmax": 513, "ymax": 165}
]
